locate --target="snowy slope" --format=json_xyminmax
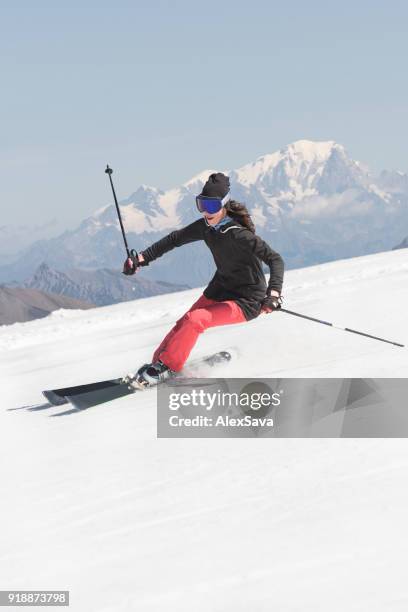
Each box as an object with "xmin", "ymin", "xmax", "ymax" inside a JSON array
[{"xmin": 1, "ymin": 249, "xmax": 408, "ymax": 612}]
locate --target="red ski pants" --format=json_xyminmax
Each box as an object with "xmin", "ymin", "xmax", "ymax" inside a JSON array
[{"xmin": 152, "ymin": 294, "xmax": 247, "ymax": 371}]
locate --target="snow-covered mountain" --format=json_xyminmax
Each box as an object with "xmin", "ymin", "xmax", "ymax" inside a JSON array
[
  {"xmin": 2, "ymin": 249, "xmax": 408, "ymax": 611},
  {"xmin": 377, "ymin": 169, "xmax": 408, "ymax": 195},
  {"xmin": 1, "ymin": 140, "xmax": 408, "ymax": 286}
]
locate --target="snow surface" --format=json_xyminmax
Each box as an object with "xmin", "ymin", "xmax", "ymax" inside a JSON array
[{"xmin": 1, "ymin": 249, "xmax": 408, "ymax": 611}]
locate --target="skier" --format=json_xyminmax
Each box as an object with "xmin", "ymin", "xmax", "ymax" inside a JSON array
[{"xmin": 123, "ymin": 172, "xmax": 284, "ymax": 387}]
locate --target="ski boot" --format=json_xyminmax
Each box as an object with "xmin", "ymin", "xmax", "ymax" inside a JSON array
[{"xmin": 128, "ymin": 360, "xmax": 175, "ymax": 390}]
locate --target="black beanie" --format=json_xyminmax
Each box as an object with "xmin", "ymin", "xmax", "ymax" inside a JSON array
[{"xmin": 200, "ymin": 173, "xmax": 230, "ymax": 198}]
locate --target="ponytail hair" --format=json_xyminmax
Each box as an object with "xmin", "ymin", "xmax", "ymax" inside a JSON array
[{"xmin": 225, "ymin": 200, "xmax": 255, "ymax": 233}]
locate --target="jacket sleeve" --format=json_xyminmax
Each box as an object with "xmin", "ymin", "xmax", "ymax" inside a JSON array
[
  {"xmin": 141, "ymin": 219, "xmax": 205, "ymax": 264},
  {"xmin": 237, "ymin": 230, "xmax": 285, "ymax": 295}
]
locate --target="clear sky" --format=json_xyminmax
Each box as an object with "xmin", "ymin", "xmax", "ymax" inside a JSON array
[{"xmin": 1, "ymin": 0, "xmax": 408, "ymax": 231}]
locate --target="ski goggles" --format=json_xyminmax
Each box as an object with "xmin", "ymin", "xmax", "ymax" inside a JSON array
[{"xmin": 195, "ymin": 193, "xmax": 230, "ymax": 214}]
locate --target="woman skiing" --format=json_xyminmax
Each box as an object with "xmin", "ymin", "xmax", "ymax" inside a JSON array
[{"xmin": 123, "ymin": 172, "xmax": 284, "ymax": 387}]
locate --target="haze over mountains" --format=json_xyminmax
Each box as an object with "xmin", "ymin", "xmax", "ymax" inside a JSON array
[
  {"xmin": 1, "ymin": 140, "xmax": 408, "ymax": 289},
  {"xmin": 0, "ymin": 219, "xmax": 60, "ymax": 259}
]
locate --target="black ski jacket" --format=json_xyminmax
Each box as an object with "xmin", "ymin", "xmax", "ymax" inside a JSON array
[{"xmin": 141, "ymin": 218, "xmax": 284, "ymax": 321}]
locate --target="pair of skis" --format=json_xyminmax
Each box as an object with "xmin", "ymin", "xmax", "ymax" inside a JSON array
[{"xmin": 42, "ymin": 351, "xmax": 232, "ymax": 411}]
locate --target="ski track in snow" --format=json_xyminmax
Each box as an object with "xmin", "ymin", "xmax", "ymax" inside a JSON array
[{"xmin": 1, "ymin": 249, "xmax": 408, "ymax": 611}]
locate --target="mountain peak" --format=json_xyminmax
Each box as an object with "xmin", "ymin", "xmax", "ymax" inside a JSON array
[
  {"xmin": 135, "ymin": 184, "xmax": 159, "ymax": 195},
  {"xmin": 182, "ymin": 169, "xmax": 217, "ymax": 189},
  {"xmin": 233, "ymin": 139, "xmax": 348, "ymax": 192},
  {"xmin": 36, "ymin": 262, "xmax": 51, "ymax": 274},
  {"xmin": 285, "ymin": 139, "xmax": 341, "ymax": 159}
]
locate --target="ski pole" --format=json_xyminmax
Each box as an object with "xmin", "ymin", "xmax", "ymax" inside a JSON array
[
  {"xmin": 105, "ymin": 164, "xmax": 133, "ymax": 258},
  {"xmin": 280, "ymin": 307, "xmax": 405, "ymax": 348}
]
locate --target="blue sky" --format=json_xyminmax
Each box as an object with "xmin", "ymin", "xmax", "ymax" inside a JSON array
[{"xmin": 1, "ymin": 0, "xmax": 408, "ymax": 230}]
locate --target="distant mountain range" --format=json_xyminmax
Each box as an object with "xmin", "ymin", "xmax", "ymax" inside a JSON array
[
  {"xmin": 21, "ymin": 263, "xmax": 189, "ymax": 306},
  {"xmin": 1, "ymin": 140, "xmax": 408, "ymax": 288},
  {"xmin": 0, "ymin": 286, "xmax": 93, "ymax": 326}
]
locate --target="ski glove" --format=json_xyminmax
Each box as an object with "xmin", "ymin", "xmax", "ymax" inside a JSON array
[
  {"xmin": 122, "ymin": 250, "xmax": 148, "ymax": 275},
  {"xmin": 261, "ymin": 291, "xmax": 283, "ymax": 314}
]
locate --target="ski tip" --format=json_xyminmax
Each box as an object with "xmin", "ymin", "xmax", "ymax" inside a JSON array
[
  {"xmin": 197, "ymin": 348, "xmax": 236, "ymax": 369},
  {"xmin": 217, "ymin": 347, "xmax": 239, "ymax": 361},
  {"xmin": 42, "ymin": 390, "xmax": 69, "ymax": 407}
]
